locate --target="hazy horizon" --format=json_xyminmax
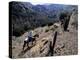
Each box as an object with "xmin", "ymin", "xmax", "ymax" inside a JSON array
[{"xmin": 11, "ymin": 0, "xmax": 78, "ymax": 6}]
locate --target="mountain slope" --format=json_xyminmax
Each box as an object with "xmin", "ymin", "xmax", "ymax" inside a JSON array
[{"xmin": 10, "ymin": 1, "xmax": 78, "ymax": 37}]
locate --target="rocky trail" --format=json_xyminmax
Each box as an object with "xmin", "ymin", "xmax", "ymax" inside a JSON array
[{"xmin": 12, "ymin": 24, "xmax": 78, "ymax": 58}]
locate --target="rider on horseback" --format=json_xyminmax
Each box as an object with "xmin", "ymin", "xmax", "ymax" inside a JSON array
[
  {"xmin": 23, "ymin": 30, "xmax": 33, "ymax": 50},
  {"xmin": 28, "ymin": 30, "xmax": 33, "ymax": 42},
  {"xmin": 23, "ymin": 30, "xmax": 39, "ymax": 50}
]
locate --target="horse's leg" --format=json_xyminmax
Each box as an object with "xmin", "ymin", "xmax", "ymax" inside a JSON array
[
  {"xmin": 31, "ymin": 40, "xmax": 33, "ymax": 45},
  {"xmin": 31, "ymin": 38, "xmax": 33, "ymax": 45},
  {"xmin": 27, "ymin": 41, "xmax": 29, "ymax": 48},
  {"xmin": 32, "ymin": 38, "xmax": 36, "ymax": 45},
  {"xmin": 23, "ymin": 41, "xmax": 26, "ymax": 50},
  {"xmin": 35, "ymin": 39, "xmax": 36, "ymax": 44}
]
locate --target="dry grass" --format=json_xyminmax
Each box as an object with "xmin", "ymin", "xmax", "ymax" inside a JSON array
[{"xmin": 12, "ymin": 23, "xmax": 78, "ymax": 58}]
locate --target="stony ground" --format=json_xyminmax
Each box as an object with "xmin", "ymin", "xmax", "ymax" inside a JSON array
[
  {"xmin": 53, "ymin": 28, "xmax": 78, "ymax": 56},
  {"xmin": 12, "ymin": 24, "xmax": 78, "ymax": 58}
]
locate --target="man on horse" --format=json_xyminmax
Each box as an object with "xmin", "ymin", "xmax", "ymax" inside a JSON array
[
  {"xmin": 28, "ymin": 30, "xmax": 33, "ymax": 42},
  {"xmin": 23, "ymin": 30, "xmax": 33, "ymax": 50}
]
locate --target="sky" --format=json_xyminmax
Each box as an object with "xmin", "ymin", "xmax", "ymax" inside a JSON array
[
  {"xmin": 25, "ymin": 0, "xmax": 78, "ymax": 5},
  {"xmin": 26, "ymin": 0, "xmax": 56, "ymax": 5}
]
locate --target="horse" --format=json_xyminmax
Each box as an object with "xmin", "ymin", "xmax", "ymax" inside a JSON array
[{"xmin": 23, "ymin": 34, "xmax": 39, "ymax": 50}]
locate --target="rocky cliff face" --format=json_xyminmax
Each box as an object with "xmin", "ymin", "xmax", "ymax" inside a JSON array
[{"xmin": 69, "ymin": 9, "xmax": 78, "ymax": 30}]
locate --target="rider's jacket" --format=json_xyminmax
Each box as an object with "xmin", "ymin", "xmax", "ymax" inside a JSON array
[{"xmin": 28, "ymin": 31, "xmax": 33, "ymax": 37}]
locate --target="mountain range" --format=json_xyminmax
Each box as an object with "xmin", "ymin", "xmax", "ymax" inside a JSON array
[{"xmin": 9, "ymin": 1, "xmax": 78, "ymax": 36}]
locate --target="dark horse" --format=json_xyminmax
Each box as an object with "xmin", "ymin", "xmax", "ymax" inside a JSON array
[{"xmin": 23, "ymin": 34, "xmax": 39, "ymax": 50}]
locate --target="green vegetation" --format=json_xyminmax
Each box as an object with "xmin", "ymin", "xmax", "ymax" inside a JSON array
[
  {"xmin": 13, "ymin": 27, "xmax": 25, "ymax": 37},
  {"xmin": 50, "ymin": 28, "xmax": 55, "ymax": 31},
  {"xmin": 48, "ymin": 23, "xmax": 53, "ymax": 26},
  {"xmin": 45, "ymin": 29, "xmax": 49, "ymax": 32},
  {"xmin": 10, "ymin": 2, "xmax": 77, "ymax": 37}
]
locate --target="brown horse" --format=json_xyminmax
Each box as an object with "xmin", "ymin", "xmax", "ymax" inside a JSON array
[{"xmin": 23, "ymin": 34, "xmax": 39, "ymax": 50}]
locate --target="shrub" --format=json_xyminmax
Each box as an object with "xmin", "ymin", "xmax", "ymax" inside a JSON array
[
  {"xmin": 48, "ymin": 23, "xmax": 53, "ymax": 26},
  {"xmin": 13, "ymin": 27, "xmax": 25, "ymax": 37},
  {"xmin": 24, "ymin": 25, "xmax": 29, "ymax": 31},
  {"xmin": 59, "ymin": 12, "xmax": 67, "ymax": 20},
  {"xmin": 45, "ymin": 29, "xmax": 49, "ymax": 32},
  {"xmin": 50, "ymin": 28, "xmax": 55, "ymax": 31},
  {"xmin": 41, "ymin": 24, "xmax": 46, "ymax": 27}
]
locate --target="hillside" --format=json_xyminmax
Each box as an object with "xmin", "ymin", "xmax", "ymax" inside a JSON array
[
  {"xmin": 9, "ymin": 1, "xmax": 78, "ymax": 58},
  {"xmin": 12, "ymin": 22, "xmax": 78, "ymax": 58},
  {"xmin": 9, "ymin": 1, "xmax": 77, "ymax": 37}
]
